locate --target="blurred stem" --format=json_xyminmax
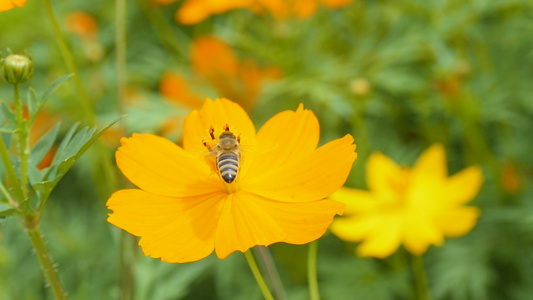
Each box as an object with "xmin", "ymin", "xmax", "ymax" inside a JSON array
[
  {"xmin": 244, "ymin": 250, "xmax": 275, "ymax": 300},
  {"xmin": 25, "ymin": 223, "xmax": 67, "ymax": 300},
  {"xmin": 307, "ymin": 240, "xmax": 320, "ymax": 300},
  {"xmin": 411, "ymin": 254, "xmax": 431, "ymax": 300},
  {"xmin": 118, "ymin": 231, "xmax": 136, "ymax": 300},
  {"xmin": 253, "ymin": 246, "xmax": 287, "ymax": 300},
  {"xmin": 116, "ymin": 0, "xmax": 127, "ymax": 114},
  {"xmin": 115, "ymin": 1, "xmax": 136, "ymax": 299},
  {"xmin": 140, "ymin": 0, "xmax": 189, "ymax": 66},
  {"xmin": 13, "ymin": 83, "xmax": 29, "ymax": 200},
  {"xmin": 42, "ymin": 0, "xmax": 95, "ymax": 125}
]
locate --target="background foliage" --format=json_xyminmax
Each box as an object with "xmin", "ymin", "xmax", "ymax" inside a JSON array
[{"xmin": 1, "ymin": 0, "xmax": 533, "ymax": 299}]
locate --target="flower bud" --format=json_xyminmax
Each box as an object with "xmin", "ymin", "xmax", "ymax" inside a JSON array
[{"xmin": 1, "ymin": 54, "xmax": 34, "ymax": 84}]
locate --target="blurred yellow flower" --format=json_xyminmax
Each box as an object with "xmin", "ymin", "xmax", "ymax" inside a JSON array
[
  {"xmin": 330, "ymin": 144, "xmax": 483, "ymax": 258},
  {"xmin": 0, "ymin": 0, "xmax": 26, "ymax": 12},
  {"xmin": 107, "ymin": 98, "xmax": 356, "ymax": 263}
]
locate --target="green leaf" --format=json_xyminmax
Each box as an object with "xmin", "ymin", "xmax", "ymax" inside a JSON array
[
  {"xmin": 32, "ymin": 116, "xmax": 124, "ymax": 211},
  {"xmin": 27, "ymin": 123, "xmax": 61, "ymax": 185},
  {"xmin": 26, "ymin": 87, "xmax": 39, "ymax": 124},
  {"xmin": 0, "ymin": 103, "xmax": 16, "ymax": 133},
  {"xmin": 27, "ymin": 74, "xmax": 73, "ymax": 124}
]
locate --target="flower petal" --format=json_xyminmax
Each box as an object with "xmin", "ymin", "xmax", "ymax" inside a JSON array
[
  {"xmin": 116, "ymin": 133, "xmax": 221, "ymax": 198},
  {"xmin": 182, "ymin": 98, "xmax": 256, "ymax": 155},
  {"xmin": 214, "ymin": 191, "xmax": 344, "ymax": 259},
  {"xmin": 248, "ymin": 104, "xmax": 320, "ymax": 175},
  {"xmin": 435, "ymin": 206, "xmax": 480, "ymax": 237},
  {"xmin": 412, "ymin": 144, "xmax": 448, "ymax": 183},
  {"xmin": 356, "ymin": 216, "xmax": 403, "ymax": 258},
  {"xmin": 244, "ymin": 134, "xmax": 356, "ymax": 202},
  {"xmin": 402, "ymin": 212, "xmax": 444, "ymax": 255},
  {"xmin": 107, "ymin": 189, "xmax": 225, "ymax": 263},
  {"xmin": 366, "ymin": 152, "xmax": 403, "ymax": 197},
  {"xmin": 214, "ymin": 193, "xmax": 286, "ymax": 259},
  {"xmin": 328, "ymin": 187, "xmax": 381, "ymax": 215},
  {"xmin": 447, "ymin": 166, "xmax": 484, "ymax": 204}
]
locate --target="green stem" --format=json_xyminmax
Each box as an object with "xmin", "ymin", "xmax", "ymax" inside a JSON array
[
  {"xmin": 0, "ymin": 128, "xmax": 24, "ymax": 202},
  {"xmin": 116, "ymin": 0, "xmax": 128, "ymax": 114},
  {"xmin": 13, "ymin": 84, "xmax": 29, "ymax": 199},
  {"xmin": 244, "ymin": 250, "xmax": 275, "ymax": 300},
  {"xmin": 140, "ymin": 0, "xmax": 190, "ymax": 66},
  {"xmin": 307, "ymin": 240, "xmax": 320, "ymax": 300},
  {"xmin": 42, "ymin": 0, "xmax": 95, "ymax": 125},
  {"xmin": 0, "ymin": 179, "xmax": 17, "ymax": 208},
  {"xmin": 411, "ymin": 254, "xmax": 431, "ymax": 300},
  {"xmin": 253, "ymin": 246, "xmax": 287, "ymax": 300},
  {"xmin": 25, "ymin": 222, "xmax": 68, "ymax": 300}
]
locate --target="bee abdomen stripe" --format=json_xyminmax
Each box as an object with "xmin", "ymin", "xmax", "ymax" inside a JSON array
[{"xmin": 219, "ymin": 160, "xmax": 238, "ymax": 169}]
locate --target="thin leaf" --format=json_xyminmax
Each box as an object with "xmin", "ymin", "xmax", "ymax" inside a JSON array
[
  {"xmin": 27, "ymin": 87, "xmax": 39, "ymax": 124},
  {"xmin": 34, "ymin": 116, "xmax": 124, "ymax": 211},
  {"xmin": 27, "ymin": 123, "xmax": 61, "ymax": 185},
  {"xmin": 39, "ymin": 74, "xmax": 73, "ymax": 107},
  {"xmin": 0, "ymin": 103, "xmax": 16, "ymax": 132}
]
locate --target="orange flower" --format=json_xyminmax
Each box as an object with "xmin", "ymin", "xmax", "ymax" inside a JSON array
[
  {"xmin": 107, "ymin": 98, "xmax": 356, "ymax": 263},
  {"xmin": 64, "ymin": 12, "xmax": 99, "ymax": 40},
  {"xmin": 160, "ymin": 36, "xmax": 281, "ymax": 112},
  {"xmin": 0, "ymin": 0, "xmax": 26, "ymax": 12},
  {"xmin": 176, "ymin": 0, "xmax": 252, "ymax": 24},
  {"xmin": 174, "ymin": 0, "xmax": 355, "ymax": 24},
  {"xmin": 159, "ymin": 72, "xmax": 204, "ymax": 109}
]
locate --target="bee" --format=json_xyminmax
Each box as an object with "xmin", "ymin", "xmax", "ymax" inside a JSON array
[{"xmin": 203, "ymin": 124, "xmax": 241, "ymax": 183}]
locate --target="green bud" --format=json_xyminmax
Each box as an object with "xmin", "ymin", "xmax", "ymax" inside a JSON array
[{"xmin": 1, "ymin": 54, "xmax": 34, "ymax": 84}]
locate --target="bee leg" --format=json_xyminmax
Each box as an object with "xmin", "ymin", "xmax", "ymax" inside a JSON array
[
  {"xmin": 209, "ymin": 126, "xmax": 215, "ymax": 140},
  {"xmin": 202, "ymin": 140, "xmax": 214, "ymax": 153}
]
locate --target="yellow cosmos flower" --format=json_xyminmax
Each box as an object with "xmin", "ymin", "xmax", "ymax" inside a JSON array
[
  {"xmin": 330, "ymin": 144, "xmax": 483, "ymax": 258},
  {"xmin": 107, "ymin": 98, "xmax": 357, "ymax": 263},
  {"xmin": 0, "ymin": 0, "xmax": 26, "ymax": 12}
]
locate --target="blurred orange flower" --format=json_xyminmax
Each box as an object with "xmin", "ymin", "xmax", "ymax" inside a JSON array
[
  {"xmin": 107, "ymin": 98, "xmax": 356, "ymax": 263},
  {"xmin": 173, "ymin": 0, "xmax": 355, "ymax": 24},
  {"xmin": 0, "ymin": 0, "xmax": 26, "ymax": 12},
  {"xmin": 160, "ymin": 35, "xmax": 281, "ymax": 112},
  {"xmin": 64, "ymin": 12, "xmax": 103, "ymax": 62},
  {"xmin": 330, "ymin": 144, "xmax": 483, "ymax": 258}
]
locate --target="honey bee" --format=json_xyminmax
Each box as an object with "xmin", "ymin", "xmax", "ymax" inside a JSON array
[{"xmin": 203, "ymin": 124, "xmax": 241, "ymax": 183}]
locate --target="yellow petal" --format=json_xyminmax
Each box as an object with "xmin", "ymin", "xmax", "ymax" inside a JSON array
[
  {"xmin": 366, "ymin": 152, "xmax": 403, "ymax": 196},
  {"xmin": 244, "ymin": 134, "xmax": 356, "ymax": 202},
  {"xmin": 116, "ymin": 133, "xmax": 221, "ymax": 198},
  {"xmin": 214, "ymin": 191, "xmax": 344, "ymax": 259},
  {"xmin": 244, "ymin": 104, "xmax": 320, "ymax": 181},
  {"xmin": 402, "ymin": 212, "xmax": 444, "ymax": 255},
  {"xmin": 447, "ymin": 166, "xmax": 484, "ymax": 204},
  {"xmin": 435, "ymin": 206, "xmax": 480, "ymax": 237},
  {"xmin": 182, "ymin": 98, "xmax": 256, "ymax": 155},
  {"xmin": 356, "ymin": 216, "xmax": 403, "ymax": 258},
  {"xmin": 107, "ymin": 189, "xmax": 226, "ymax": 263},
  {"xmin": 328, "ymin": 187, "xmax": 381, "ymax": 215},
  {"xmin": 412, "ymin": 144, "xmax": 448, "ymax": 183},
  {"xmin": 214, "ymin": 193, "xmax": 286, "ymax": 259},
  {"xmin": 330, "ymin": 214, "xmax": 383, "ymax": 242},
  {"xmin": 0, "ymin": 0, "xmax": 25, "ymax": 11},
  {"xmin": 243, "ymin": 191, "xmax": 345, "ymax": 244}
]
